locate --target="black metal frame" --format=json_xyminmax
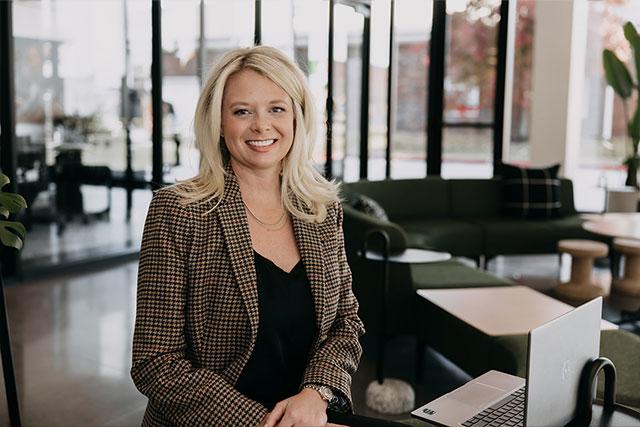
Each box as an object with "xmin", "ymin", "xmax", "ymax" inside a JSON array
[
  {"xmin": 359, "ymin": 14, "xmax": 371, "ymax": 180},
  {"xmin": 0, "ymin": 3, "xmax": 23, "ymax": 425},
  {"xmin": 325, "ymin": 0, "xmax": 335, "ymax": 179},
  {"xmin": 0, "ymin": 2, "xmax": 17, "ymax": 191},
  {"xmin": 493, "ymin": 0, "xmax": 510, "ymax": 168},
  {"xmin": 254, "ymin": 0, "xmax": 262, "ymax": 45},
  {"xmin": 426, "ymin": 0, "xmax": 446, "ymax": 176},
  {"xmin": 151, "ymin": 0, "xmax": 163, "ymax": 188},
  {"xmin": 385, "ymin": 0, "xmax": 395, "ymax": 179}
]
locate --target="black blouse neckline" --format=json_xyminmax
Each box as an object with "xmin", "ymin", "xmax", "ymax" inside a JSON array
[{"xmin": 253, "ymin": 250, "xmax": 302, "ymax": 275}]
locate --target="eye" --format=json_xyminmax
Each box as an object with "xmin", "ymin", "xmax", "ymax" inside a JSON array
[
  {"xmin": 233, "ymin": 108, "xmax": 251, "ymax": 116},
  {"xmin": 271, "ymin": 106, "xmax": 286, "ymax": 113}
]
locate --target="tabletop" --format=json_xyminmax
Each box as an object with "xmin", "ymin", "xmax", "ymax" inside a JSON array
[
  {"xmin": 582, "ymin": 212, "xmax": 640, "ymax": 240},
  {"xmin": 417, "ymin": 286, "xmax": 617, "ymax": 336},
  {"xmin": 360, "ymin": 248, "xmax": 452, "ymax": 264}
]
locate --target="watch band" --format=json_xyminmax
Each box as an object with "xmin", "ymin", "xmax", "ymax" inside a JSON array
[{"xmin": 303, "ymin": 384, "xmax": 335, "ymax": 403}]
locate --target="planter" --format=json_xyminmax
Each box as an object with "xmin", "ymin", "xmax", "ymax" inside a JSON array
[{"xmin": 606, "ymin": 187, "xmax": 640, "ymax": 212}]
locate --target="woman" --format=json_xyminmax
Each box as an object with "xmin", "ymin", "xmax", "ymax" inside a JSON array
[{"xmin": 131, "ymin": 46, "xmax": 365, "ymax": 426}]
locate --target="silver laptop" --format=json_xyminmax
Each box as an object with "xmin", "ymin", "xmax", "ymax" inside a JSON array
[{"xmin": 411, "ymin": 297, "xmax": 602, "ymax": 427}]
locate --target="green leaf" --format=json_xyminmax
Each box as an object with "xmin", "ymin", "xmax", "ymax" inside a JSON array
[
  {"xmin": 603, "ymin": 49, "xmax": 633, "ymax": 99},
  {"xmin": 0, "ymin": 174, "xmax": 8, "ymax": 189},
  {"xmin": 0, "ymin": 221, "xmax": 26, "ymax": 250},
  {"xmin": 0, "ymin": 207, "xmax": 9, "ymax": 219},
  {"xmin": 0, "ymin": 193, "xmax": 27, "ymax": 213},
  {"xmin": 623, "ymin": 21, "xmax": 640, "ymax": 86}
]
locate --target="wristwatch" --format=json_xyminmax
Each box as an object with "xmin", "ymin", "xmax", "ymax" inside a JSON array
[{"xmin": 304, "ymin": 384, "xmax": 336, "ymax": 404}]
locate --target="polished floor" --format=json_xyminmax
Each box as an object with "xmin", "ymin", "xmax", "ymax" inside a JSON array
[{"xmin": 0, "ymin": 254, "xmax": 638, "ymax": 426}]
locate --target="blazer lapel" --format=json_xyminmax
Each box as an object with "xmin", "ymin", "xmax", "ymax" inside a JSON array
[
  {"xmin": 291, "ymin": 200, "xmax": 327, "ymax": 335},
  {"xmin": 216, "ymin": 168, "xmax": 260, "ymax": 340}
]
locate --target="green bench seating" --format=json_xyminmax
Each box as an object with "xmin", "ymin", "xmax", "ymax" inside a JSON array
[{"xmin": 342, "ymin": 178, "xmax": 610, "ymax": 261}]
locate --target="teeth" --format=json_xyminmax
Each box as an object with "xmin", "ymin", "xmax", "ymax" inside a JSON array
[{"xmin": 246, "ymin": 139, "xmax": 275, "ymax": 147}]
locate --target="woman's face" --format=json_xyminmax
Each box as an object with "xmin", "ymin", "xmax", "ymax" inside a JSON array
[{"xmin": 221, "ymin": 69, "xmax": 295, "ymax": 174}]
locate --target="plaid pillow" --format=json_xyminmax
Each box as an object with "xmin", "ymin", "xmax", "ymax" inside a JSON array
[
  {"xmin": 494, "ymin": 163, "xmax": 562, "ymax": 219},
  {"xmin": 344, "ymin": 193, "xmax": 389, "ymax": 221}
]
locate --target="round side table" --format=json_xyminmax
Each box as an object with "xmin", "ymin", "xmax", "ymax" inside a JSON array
[
  {"xmin": 360, "ymin": 230, "xmax": 451, "ymax": 415},
  {"xmin": 612, "ymin": 238, "xmax": 640, "ymax": 297},
  {"xmin": 555, "ymin": 239, "xmax": 609, "ymax": 302}
]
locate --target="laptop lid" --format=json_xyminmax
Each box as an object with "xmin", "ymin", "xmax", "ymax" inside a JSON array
[{"xmin": 525, "ymin": 297, "xmax": 602, "ymax": 426}]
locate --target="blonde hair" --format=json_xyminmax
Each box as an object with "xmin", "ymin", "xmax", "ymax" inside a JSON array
[{"xmin": 173, "ymin": 45, "xmax": 339, "ymax": 223}]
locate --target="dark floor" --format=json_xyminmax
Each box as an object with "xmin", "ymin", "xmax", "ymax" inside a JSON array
[{"xmin": 0, "ymin": 254, "xmax": 638, "ymax": 426}]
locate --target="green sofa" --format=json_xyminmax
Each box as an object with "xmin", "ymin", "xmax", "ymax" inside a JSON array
[{"xmin": 342, "ymin": 177, "xmax": 610, "ymax": 263}]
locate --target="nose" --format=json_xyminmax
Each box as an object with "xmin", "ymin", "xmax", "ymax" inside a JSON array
[{"xmin": 250, "ymin": 112, "xmax": 271, "ymax": 133}]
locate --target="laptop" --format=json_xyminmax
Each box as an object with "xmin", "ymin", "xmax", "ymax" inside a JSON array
[{"xmin": 411, "ymin": 297, "xmax": 603, "ymax": 427}]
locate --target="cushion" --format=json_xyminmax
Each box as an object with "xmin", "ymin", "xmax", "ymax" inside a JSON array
[
  {"xmin": 343, "ymin": 193, "xmax": 389, "ymax": 221},
  {"xmin": 495, "ymin": 162, "xmax": 562, "ymax": 219}
]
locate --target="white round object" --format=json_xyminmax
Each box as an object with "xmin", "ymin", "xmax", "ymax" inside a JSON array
[{"xmin": 365, "ymin": 378, "xmax": 415, "ymax": 414}]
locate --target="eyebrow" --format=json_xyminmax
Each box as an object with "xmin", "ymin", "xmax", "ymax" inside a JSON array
[{"xmin": 227, "ymin": 99, "xmax": 290, "ymax": 108}]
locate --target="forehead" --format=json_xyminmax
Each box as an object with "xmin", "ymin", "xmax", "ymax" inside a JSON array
[{"xmin": 223, "ymin": 69, "xmax": 290, "ymax": 104}]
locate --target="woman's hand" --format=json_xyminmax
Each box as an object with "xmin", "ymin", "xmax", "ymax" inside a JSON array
[{"xmin": 261, "ymin": 388, "xmax": 329, "ymax": 427}]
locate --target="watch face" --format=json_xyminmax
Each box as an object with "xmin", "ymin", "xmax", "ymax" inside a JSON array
[{"xmin": 319, "ymin": 386, "xmax": 334, "ymax": 401}]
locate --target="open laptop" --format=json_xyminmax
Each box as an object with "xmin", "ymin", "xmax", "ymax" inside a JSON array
[{"xmin": 411, "ymin": 297, "xmax": 603, "ymax": 427}]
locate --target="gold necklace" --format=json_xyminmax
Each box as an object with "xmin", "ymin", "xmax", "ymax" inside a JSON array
[{"xmin": 243, "ymin": 200, "xmax": 287, "ymax": 231}]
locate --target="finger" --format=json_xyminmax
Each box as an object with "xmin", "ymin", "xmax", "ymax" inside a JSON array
[{"xmin": 263, "ymin": 402, "xmax": 288, "ymax": 427}]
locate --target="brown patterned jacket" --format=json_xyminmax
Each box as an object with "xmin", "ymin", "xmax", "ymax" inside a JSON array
[{"xmin": 131, "ymin": 170, "xmax": 365, "ymax": 426}]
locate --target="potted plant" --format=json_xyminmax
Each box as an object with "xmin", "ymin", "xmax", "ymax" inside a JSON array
[
  {"xmin": 0, "ymin": 172, "xmax": 27, "ymax": 426},
  {"xmin": 603, "ymin": 21, "xmax": 640, "ymax": 188}
]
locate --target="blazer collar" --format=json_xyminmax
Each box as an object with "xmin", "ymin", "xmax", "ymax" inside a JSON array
[{"xmin": 216, "ymin": 164, "xmax": 327, "ymax": 338}]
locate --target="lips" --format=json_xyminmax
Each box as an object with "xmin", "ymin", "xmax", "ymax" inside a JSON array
[{"xmin": 246, "ymin": 139, "xmax": 277, "ymax": 147}]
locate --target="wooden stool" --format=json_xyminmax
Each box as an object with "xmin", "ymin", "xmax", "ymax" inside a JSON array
[
  {"xmin": 612, "ymin": 238, "xmax": 640, "ymax": 296},
  {"xmin": 555, "ymin": 239, "xmax": 609, "ymax": 301}
]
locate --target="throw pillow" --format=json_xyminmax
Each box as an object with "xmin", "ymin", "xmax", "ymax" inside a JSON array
[
  {"xmin": 344, "ymin": 194, "xmax": 389, "ymax": 221},
  {"xmin": 494, "ymin": 162, "xmax": 562, "ymax": 219}
]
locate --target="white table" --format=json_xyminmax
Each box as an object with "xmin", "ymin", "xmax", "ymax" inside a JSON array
[
  {"xmin": 582, "ymin": 213, "xmax": 640, "ymax": 241},
  {"xmin": 361, "ymin": 248, "xmax": 451, "ymax": 263},
  {"xmin": 417, "ymin": 286, "xmax": 617, "ymax": 337}
]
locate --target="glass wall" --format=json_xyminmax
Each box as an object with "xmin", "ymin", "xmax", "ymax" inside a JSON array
[
  {"xmin": 508, "ymin": 0, "xmax": 535, "ymax": 164},
  {"xmin": 391, "ymin": 0, "xmax": 431, "ymax": 179},
  {"xmin": 570, "ymin": 0, "xmax": 638, "ymax": 212},
  {"xmin": 332, "ymin": 4, "xmax": 364, "ymax": 182},
  {"xmin": 441, "ymin": 0, "xmax": 500, "ymax": 178},
  {"xmin": 263, "ymin": 0, "xmax": 330, "ymax": 171},
  {"xmin": 13, "ymin": 0, "xmax": 150, "ymax": 267},
  {"xmin": 6, "ymin": 0, "xmax": 549, "ymax": 270},
  {"xmin": 162, "ymin": 0, "xmax": 201, "ymax": 183}
]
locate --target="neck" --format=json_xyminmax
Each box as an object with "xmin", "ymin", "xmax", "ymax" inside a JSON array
[{"xmin": 231, "ymin": 159, "xmax": 281, "ymax": 202}]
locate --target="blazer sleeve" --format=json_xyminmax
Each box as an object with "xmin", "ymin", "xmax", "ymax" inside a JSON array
[
  {"xmin": 301, "ymin": 201, "xmax": 366, "ymax": 412},
  {"xmin": 130, "ymin": 189, "xmax": 268, "ymax": 426}
]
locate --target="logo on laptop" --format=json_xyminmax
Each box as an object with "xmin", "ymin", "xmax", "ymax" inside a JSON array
[
  {"xmin": 422, "ymin": 408, "xmax": 436, "ymax": 415},
  {"xmin": 562, "ymin": 360, "xmax": 571, "ymax": 381}
]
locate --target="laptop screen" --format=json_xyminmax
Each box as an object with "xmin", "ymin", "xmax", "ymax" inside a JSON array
[{"xmin": 525, "ymin": 297, "xmax": 602, "ymax": 426}]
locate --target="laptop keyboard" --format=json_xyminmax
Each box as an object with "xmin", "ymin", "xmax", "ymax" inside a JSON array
[{"xmin": 461, "ymin": 386, "xmax": 525, "ymax": 427}]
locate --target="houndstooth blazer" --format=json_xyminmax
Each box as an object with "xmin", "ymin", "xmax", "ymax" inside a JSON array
[{"xmin": 131, "ymin": 167, "xmax": 365, "ymax": 427}]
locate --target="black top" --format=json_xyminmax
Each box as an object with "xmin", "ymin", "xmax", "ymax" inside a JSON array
[{"xmin": 235, "ymin": 251, "xmax": 317, "ymax": 410}]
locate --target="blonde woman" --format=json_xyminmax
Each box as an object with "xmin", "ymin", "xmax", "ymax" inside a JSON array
[{"xmin": 131, "ymin": 46, "xmax": 365, "ymax": 426}]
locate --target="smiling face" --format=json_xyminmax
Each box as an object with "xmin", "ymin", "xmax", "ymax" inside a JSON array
[{"xmin": 221, "ymin": 68, "xmax": 295, "ymax": 175}]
